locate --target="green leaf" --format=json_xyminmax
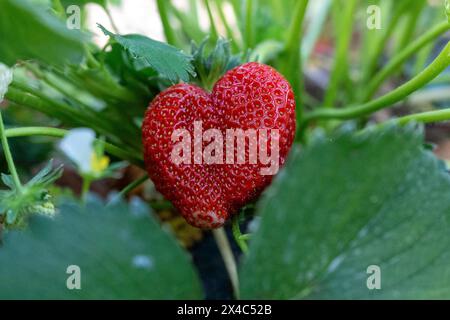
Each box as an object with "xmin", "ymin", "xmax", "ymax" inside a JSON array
[
  {"xmin": 26, "ymin": 159, "xmax": 53, "ymax": 185},
  {"xmin": 190, "ymin": 38, "xmax": 244, "ymax": 91},
  {"xmin": 0, "ymin": 158, "xmax": 62, "ymax": 228},
  {"xmin": 98, "ymin": 24, "xmax": 195, "ymax": 83},
  {"xmin": 0, "ymin": 197, "xmax": 202, "ymax": 299},
  {"xmin": 0, "ymin": 0, "xmax": 87, "ymax": 66},
  {"xmin": 240, "ymin": 124, "xmax": 450, "ymax": 299},
  {"xmin": 1, "ymin": 174, "xmax": 15, "ymax": 190}
]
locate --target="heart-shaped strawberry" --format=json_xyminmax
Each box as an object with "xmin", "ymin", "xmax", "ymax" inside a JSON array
[{"xmin": 142, "ymin": 62, "xmax": 296, "ymax": 228}]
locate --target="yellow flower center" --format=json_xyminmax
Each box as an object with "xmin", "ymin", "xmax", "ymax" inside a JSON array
[{"xmin": 91, "ymin": 153, "xmax": 110, "ymax": 173}]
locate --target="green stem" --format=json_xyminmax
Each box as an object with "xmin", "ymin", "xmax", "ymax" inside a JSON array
[
  {"xmin": 0, "ymin": 112, "xmax": 22, "ymax": 192},
  {"xmin": 58, "ymin": 65, "xmax": 141, "ymax": 105},
  {"xmin": 395, "ymin": 0, "xmax": 425, "ymax": 52},
  {"xmin": 51, "ymin": 0, "xmax": 65, "ymax": 18},
  {"xmin": 280, "ymin": 0, "xmax": 309, "ymax": 132},
  {"xmin": 189, "ymin": 0, "xmax": 199, "ymax": 22},
  {"xmin": 81, "ymin": 176, "xmax": 91, "ymax": 202},
  {"xmin": 6, "ymin": 86, "xmax": 82, "ymax": 126},
  {"xmin": 302, "ymin": 41, "xmax": 450, "ymax": 125},
  {"xmin": 116, "ymin": 174, "xmax": 148, "ymax": 199},
  {"xmin": 6, "ymin": 84, "xmax": 141, "ymax": 152},
  {"xmin": 395, "ymin": 108, "xmax": 450, "ymax": 125},
  {"xmin": 414, "ymin": 42, "xmax": 435, "ymax": 75},
  {"xmin": 149, "ymin": 199, "xmax": 173, "ymax": 211},
  {"xmin": 23, "ymin": 63, "xmax": 139, "ymax": 149},
  {"xmin": 23, "ymin": 62, "xmax": 91, "ymax": 111},
  {"xmin": 322, "ymin": 0, "xmax": 357, "ymax": 107},
  {"xmin": 361, "ymin": 0, "xmax": 410, "ymax": 82},
  {"xmin": 171, "ymin": 6, "xmax": 205, "ymax": 44},
  {"xmin": 216, "ymin": 0, "xmax": 240, "ymax": 50},
  {"xmin": 84, "ymin": 45, "xmax": 101, "ymax": 69},
  {"xmin": 244, "ymin": 0, "xmax": 254, "ymax": 50},
  {"xmin": 239, "ymin": 234, "xmax": 251, "ymax": 241},
  {"xmin": 9, "ymin": 81, "xmax": 109, "ymax": 134},
  {"xmin": 232, "ymin": 215, "xmax": 249, "ymax": 254},
  {"xmin": 4, "ymin": 126, "xmax": 143, "ymax": 166},
  {"xmin": 284, "ymin": 0, "xmax": 309, "ymax": 57},
  {"xmin": 156, "ymin": 0, "xmax": 177, "ymax": 46},
  {"xmin": 301, "ymin": 0, "xmax": 331, "ymax": 63},
  {"xmin": 212, "ymin": 228, "xmax": 240, "ymax": 299},
  {"xmin": 106, "ymin": 175, "xmax": 149, "ymax": 206},
  {"xmin": 204, "ymin": 0, "xmax": 218, "ymax": 42},
  {"xmin": 362, "ymin": 21, "xmax": 450, "ymax": 101}
]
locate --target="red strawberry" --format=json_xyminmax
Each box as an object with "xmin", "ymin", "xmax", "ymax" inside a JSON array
[{"xmin": 142, "ymin": 62, "xmax": 296, "ymax": 228}]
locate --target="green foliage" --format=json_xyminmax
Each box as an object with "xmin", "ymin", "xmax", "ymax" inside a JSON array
[
  {"xmin": 0, "ymin": 0, "xmax": 87, "ymax": 66},
  {"xmin": 0, "ymin": 197, "xmax": 202, "ymax": 299},
  {"xmin": 190, "ymin": 38, "xmax": 246, "ymax": 91},
  {"xmin": 0, "ymin": 0, "xmax": 449, "ymax": 301},
  {"xmin": 446, "ymin": 0, "xmax": 450, "ymax": 22},
  {"xmin": 98, "ymin": 24, "xmax": 196, "ymax": 83},
  {"xmin": 0, "ymin": 160, "xmax": 62, "ymax": 228},
  {"xmin": 240, "ymin": 124, "xmax": 450, "ymax": 299}
]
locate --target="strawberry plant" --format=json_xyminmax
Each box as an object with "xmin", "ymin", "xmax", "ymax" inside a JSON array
[{"xmin": 0, "ymin": 0, "xmax": 450, "ymax": 300}]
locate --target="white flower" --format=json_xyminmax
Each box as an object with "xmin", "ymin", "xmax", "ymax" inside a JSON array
[
  {"xmin": 59, "ymin": 128, "xmax": 96, "ymax": 174},
  {"xmin": 0, "ymin": 63, "xmax": 13, "ymax": 102}
]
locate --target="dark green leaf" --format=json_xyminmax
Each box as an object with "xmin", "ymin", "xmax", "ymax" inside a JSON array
[
  {"xmin": 240, "ymin": 125, "xmax": 450, "ymax": 299},
  {"xmin": 0, "ymin": 197, "xmax": 202, "ymax": 299},
  {"xmin": 98, "ymin": 24, "xmax": 195, "ymax": 83},
  {"xmin": 0, "ymin": 0, "xmax": 88, "ymax": 66}
]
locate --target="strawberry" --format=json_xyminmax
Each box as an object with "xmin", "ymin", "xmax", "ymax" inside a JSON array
[{"xmin": 142, "ymin": 62, "xmax": 296, "ymax": 228}]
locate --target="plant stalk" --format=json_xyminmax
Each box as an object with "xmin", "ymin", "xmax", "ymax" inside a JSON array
[
  {"xmin": 109, "ymin": 174, "xmax": 148, "ymax": 205},
  {"xmin": 0, "ymin": 111, "xmax": 22, "ymax": 192},
  {"xmin": 302, "ymin": 41, "xmax": 450, "ymax": 125},
  {"xmin": 244, "ymin": 0, "xmax": 254, "ymax": 50},
  {"xmin": 4, "ymin": 126, "xmax": 143, "ymax": 167},
  {"xmin": 212, "ymin": 228, "xmax": 240, "ymax": 299},
  {"xmin": 204, "ymin": 0, "xmax": 219, "ymax": 42},
  {"xmin": 232, "ymin": 215, "xmax": 249, "ymax": 254},
  {"xmin": 322, "ymin": 0, "xmax": 357, "ymax": 107},
  {"xmin": 396, "ymin": 108, "xmax": 450, "ymax": 125},
  {"xmin": 81, "ymin": 176, "xmax": 91, "ymax": 202},
  {"xmin": 362, "ymin": 21, "xmax": 450, "ymax": 101},
  {"xmin": 156, "ymin": 0, "xmax": 177, "ymax": 46}
]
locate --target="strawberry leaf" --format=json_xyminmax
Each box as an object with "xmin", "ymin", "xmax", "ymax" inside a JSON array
[
  {"xmin": 240, "ymin": 124, "xmax": 450, "ymax": 299},
  {"xmin": 190, "ymin": 38, "xmax": 246, "ymax": 90},
  {"xmin": 0, "ymin": 197, "xmax": 202, "ymax": 299},
  {"xmin": 0, "ymin": 0, "xmax": 88, "ymax": 66},
  {"xmin": 0, "ymin": 160, "xmax": 62, "ymax": 228},
  {"xmin": 1, "ymin": 174, "xmax": 15, "ymax": 190},
  {"xmin": 98, "ymin": 24, "xmax": 195, "ymax": 83}
]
